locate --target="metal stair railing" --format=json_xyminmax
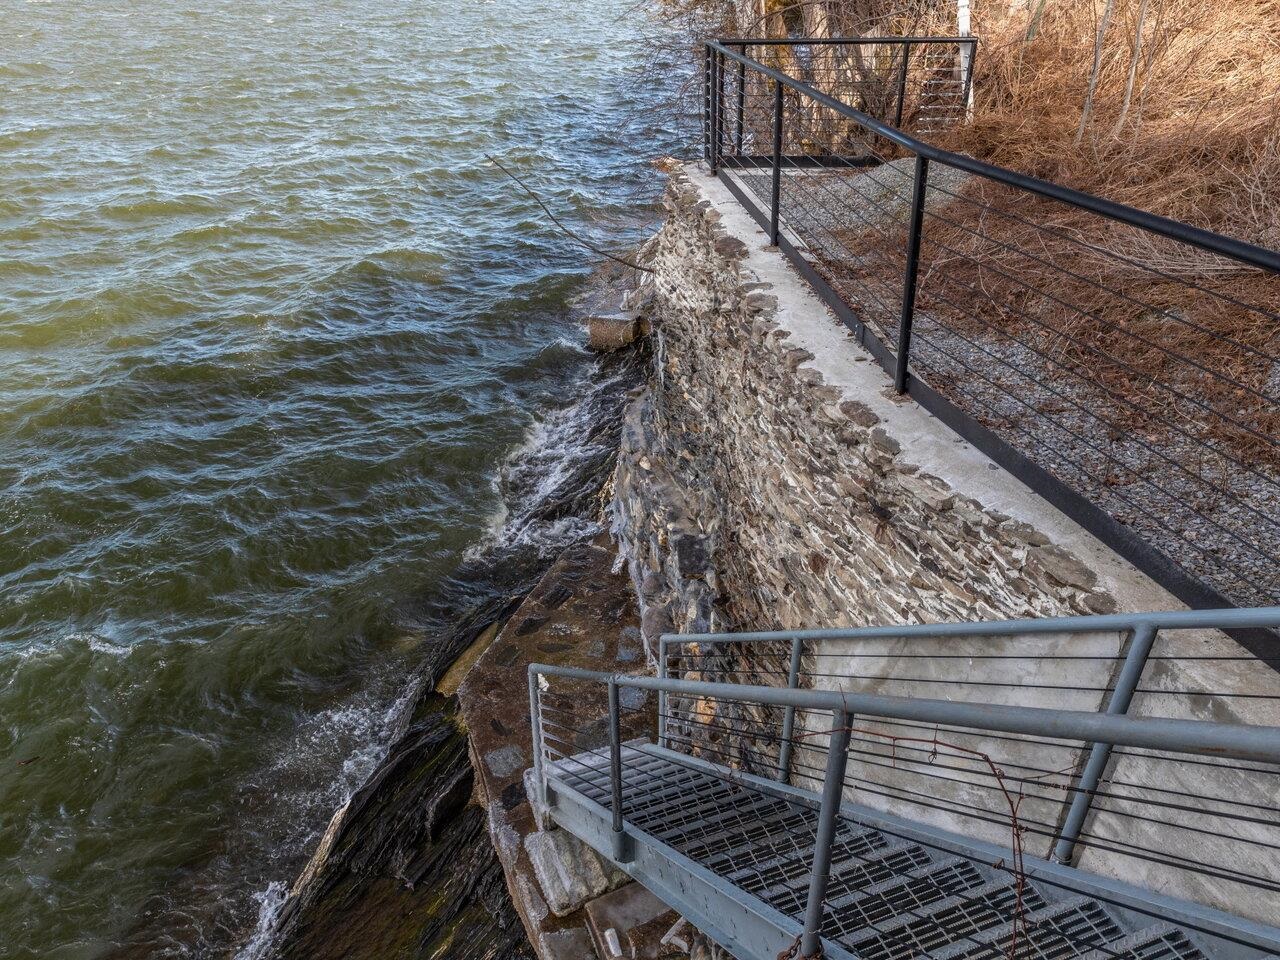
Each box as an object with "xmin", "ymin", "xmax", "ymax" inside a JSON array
[
  {"xmin": 658, "ymin": 606, "xmax": 1280, "ymax": 865},
  {"xmin": 530, "ymin": 608, "xmax": 1280, "ymax": 960}
]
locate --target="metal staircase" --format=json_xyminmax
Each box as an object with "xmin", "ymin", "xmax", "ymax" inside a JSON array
[{"xmin": 528, "ymin": 609, "xmax": 1280, "ymax": 960}]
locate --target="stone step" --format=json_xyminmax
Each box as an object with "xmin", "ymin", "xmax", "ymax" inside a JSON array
[
  {"xmin": 583, "ymin": 882, "xmax": 679, "ymax": 960},
  {"xmin": 525, "ymin": 828, "xmax": 629, "ymax": 919}
]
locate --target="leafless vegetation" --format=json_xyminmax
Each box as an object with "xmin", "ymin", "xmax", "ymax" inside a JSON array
[{"xmin": 654, "ymin": 0, "xmax": 1279, "ymax": 465}]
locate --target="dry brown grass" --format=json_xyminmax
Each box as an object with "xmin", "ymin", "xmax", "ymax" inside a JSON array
[
  {"xmin": 924, "ymin": 0, "xmax": 1280, "ymax": 463},
  {"xmin": 948, "ymin": 0, "xmax": 1280, "ymax": 239},
  {"xmin": 912, "ymin": 182, "xmax": 1280, "ymax": 462}
]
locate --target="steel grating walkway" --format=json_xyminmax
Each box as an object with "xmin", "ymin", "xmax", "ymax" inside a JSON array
[{"xmin": 544, "ymin": 743, "xmax": 1243, "ymax": 960}]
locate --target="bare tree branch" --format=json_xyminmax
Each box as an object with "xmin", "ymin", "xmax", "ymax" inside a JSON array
[{"xmin": 1075, "ymin": 0, "xmax": 1115, "ymax": 147}]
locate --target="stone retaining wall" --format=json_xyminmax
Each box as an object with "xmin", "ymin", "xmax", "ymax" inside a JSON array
[
  {"xmin": 616, "ymin": 163, "xmax": 1121, "ymax": 653},
  {"xmin": 611, "ymin": 162, "xmax": 1280, "ymax": 922}
]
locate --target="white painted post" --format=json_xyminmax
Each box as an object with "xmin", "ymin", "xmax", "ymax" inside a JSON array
[{"xmin": 957, "ymin": 0, "xmax": 974, "ymax": 120}]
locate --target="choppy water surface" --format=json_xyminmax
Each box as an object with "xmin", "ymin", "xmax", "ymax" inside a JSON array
[{"xmin": 0, "ymin": 1, "xmax": 679, "ymax": 955}]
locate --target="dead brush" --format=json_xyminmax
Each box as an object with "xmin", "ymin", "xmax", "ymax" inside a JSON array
[
  {"xmin": 911, "ymin": 183, "xmax": 1280, "ymax": 466},
  {"xmin": 922, "ymin": 0, "xmax": 1280, "ymax": 471},
  {"xmin": 657, "ymin": 0, "xmax": 1279, "ymax": 467}
]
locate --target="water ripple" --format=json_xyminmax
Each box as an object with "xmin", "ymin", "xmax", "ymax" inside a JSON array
[{"xmin": 0, "ymin": 0, "xmax": 684, "ymax": 955}]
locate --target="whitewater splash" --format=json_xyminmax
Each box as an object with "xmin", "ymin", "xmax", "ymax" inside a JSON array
[
  {"xmin": 473, "ymin": 346, "xmax": 644, "ymax": 562},
  {"xmin": 232, "ymin": 330, "xmax": 645, "ymax": 958}
]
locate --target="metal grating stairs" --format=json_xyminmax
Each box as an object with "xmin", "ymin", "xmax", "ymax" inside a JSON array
[{"xmin": 543, "ymin": 742, "xmax": 1237, "ymax": 960}]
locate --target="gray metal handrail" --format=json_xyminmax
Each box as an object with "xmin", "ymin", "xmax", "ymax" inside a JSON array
[
  {"xmin": 534, "ymin": 662, "xmax": 1280, "ymax": 765},
  {"xmin": 658, "ymin": 606, "xmax": 1280, "ymax": 862},
  {"xmin": 664, "ymin": 605, "xmax": 1280, "ymax": 643},
  {"xmin": 530, "ymin": 644, "xmax": 1280, "ymax": 959}
]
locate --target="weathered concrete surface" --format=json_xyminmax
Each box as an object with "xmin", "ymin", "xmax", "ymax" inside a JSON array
[
  {"xmin": 458, "ymin": 534, "xmax": 652, "ymax": 959},
  {"xmin": 611, "ymin": 162, "xmax": 1280, "ymax": 922}
]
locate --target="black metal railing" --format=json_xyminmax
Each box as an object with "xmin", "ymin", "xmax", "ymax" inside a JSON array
[
  {"xmin": 701, "ymin": 39, "xmax": 1280, "ymax": 621},
  {"xmin": 704, "ymin": 37, "xmax": 977, "ymax": 173}
]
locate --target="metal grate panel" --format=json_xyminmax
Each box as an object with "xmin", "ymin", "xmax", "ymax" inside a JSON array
[
  {"xmin": 944, "ymin": 898, "xmax": 1124, "ymax": 960},
  {"xmin": 1122, "ymin": 930, "xmax": 1206, "ymax": 960},
  {"xmin": 823, "ymin": 859, "xmax": 986, "ymax": 940},
  {"xmin": 843, "ymin": 881, "xmax": 1046, "ymax": 960},
  {"xmin": 544, "ymin": 742, "xmax": 1238, "ymax": 960},
  {"xmin": 767, "ymin": 844, "xmax": 935, "ymax": 917}
]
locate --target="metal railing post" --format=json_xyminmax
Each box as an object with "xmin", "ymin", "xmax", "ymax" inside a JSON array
[
  {"xmin": 735, "ymin": 45, "xmax": 747, "ymax": 153},
  {"xmin": 776, "ymin": 636, "xmax": 804, "ymax": 781},
  {"xmin": 1052, "ymin": 621, "xmax": 1160, "ymax": 864},
  {"xmin": 608, "ymin": 679, "xmax": 634, "ymax": 863},
  {"xmin": 706, "ymin": 44, "xmax": 716, "ymax": 163},
  {"xmin": 894, "ymin": 153, "xmax": 929, "ymax": 394},
  {"xmin": 710, "ymin": 49, "xmax": 722, "ymax": 174},
  {"xmin": 893, "ymin": 41, "xmax": 911, "ymax": 128},
  {"xmin": 800, "ymin": 710, "xmax": 852, "ymax": 958},
  {"xmin": 657, "ymin": 637, "xmax": 669, "ymax": 749},
  {"xmin": 769, "ymin": 79, "xmax": 783, "ymax": 246},
  {"xmin": 959, "ymin": 39, "xmax": 977, "ymax": 122},
  {"xmin": 528, "ymin": 666, "xmax": 547, "ymax": 813}
]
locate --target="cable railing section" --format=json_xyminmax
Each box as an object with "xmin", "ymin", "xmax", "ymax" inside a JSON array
[
  {"xmin": 530, "ymin": 613, "xmax": 1280, "ymax": 960},
  {"xmin": 701, "ymin": 39, "xmax": 1280, "ymax": 620},
  {"xmin": 657, "ymin": 607, "xmax": 1280, "ymax": 868}
]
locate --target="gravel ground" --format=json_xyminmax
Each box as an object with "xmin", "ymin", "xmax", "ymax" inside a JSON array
[{"xmin": 734, "ymin": 163, "xmax": 1280, "ymax": 608}]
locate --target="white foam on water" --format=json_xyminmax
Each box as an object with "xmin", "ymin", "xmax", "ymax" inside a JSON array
[{"xmin": 233, "ymin": 881, "xmax": 288, "ymax": 960}]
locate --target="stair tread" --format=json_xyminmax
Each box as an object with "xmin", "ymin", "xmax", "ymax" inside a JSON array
[
  {"xmin": 656, "ymin": 790, "xmax": 798, "ymax": 856},
  {"xmin": 720, "ymin": 818, "xmax": 884, "ymax": 887},
  {"xmin": 935, "ymin": 895, "xmax": 1125, "ymax": 960},
  {"xmin": 756, "ymin": 841, "xmax": 935, "ymax": 919},
  {"xmin": 838, "ymin": 878, "xmax": 1046, "ymax": 959},
  {"xmin": 1079, "ymin": 924, "xmax": 1208, "ymax": 960},
  {"xmin": 820, "ymin": 855, "xmax": 988, "ymax": 938},
  {"xmin": 546, "ymin": 744, "xmax": 1277, "ymax": 960}
]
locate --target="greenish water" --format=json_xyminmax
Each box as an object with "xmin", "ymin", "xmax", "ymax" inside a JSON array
[{"xmin": 0, "ymin": 1, "xmax": 679, "ymax": 956}]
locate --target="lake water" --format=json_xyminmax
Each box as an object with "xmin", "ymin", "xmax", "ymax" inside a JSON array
[{"xmin": 0, "ymin": 1, "xmax": 680, "ymax": 955}]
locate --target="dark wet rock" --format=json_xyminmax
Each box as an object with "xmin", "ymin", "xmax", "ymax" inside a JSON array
[
  {"xmin": 457, "ymin": 534, "xmax": 649, "ymax": 955},
  {"xmin": 262, "ymin": 603, "xmax": 537, "ymax": 960}
]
